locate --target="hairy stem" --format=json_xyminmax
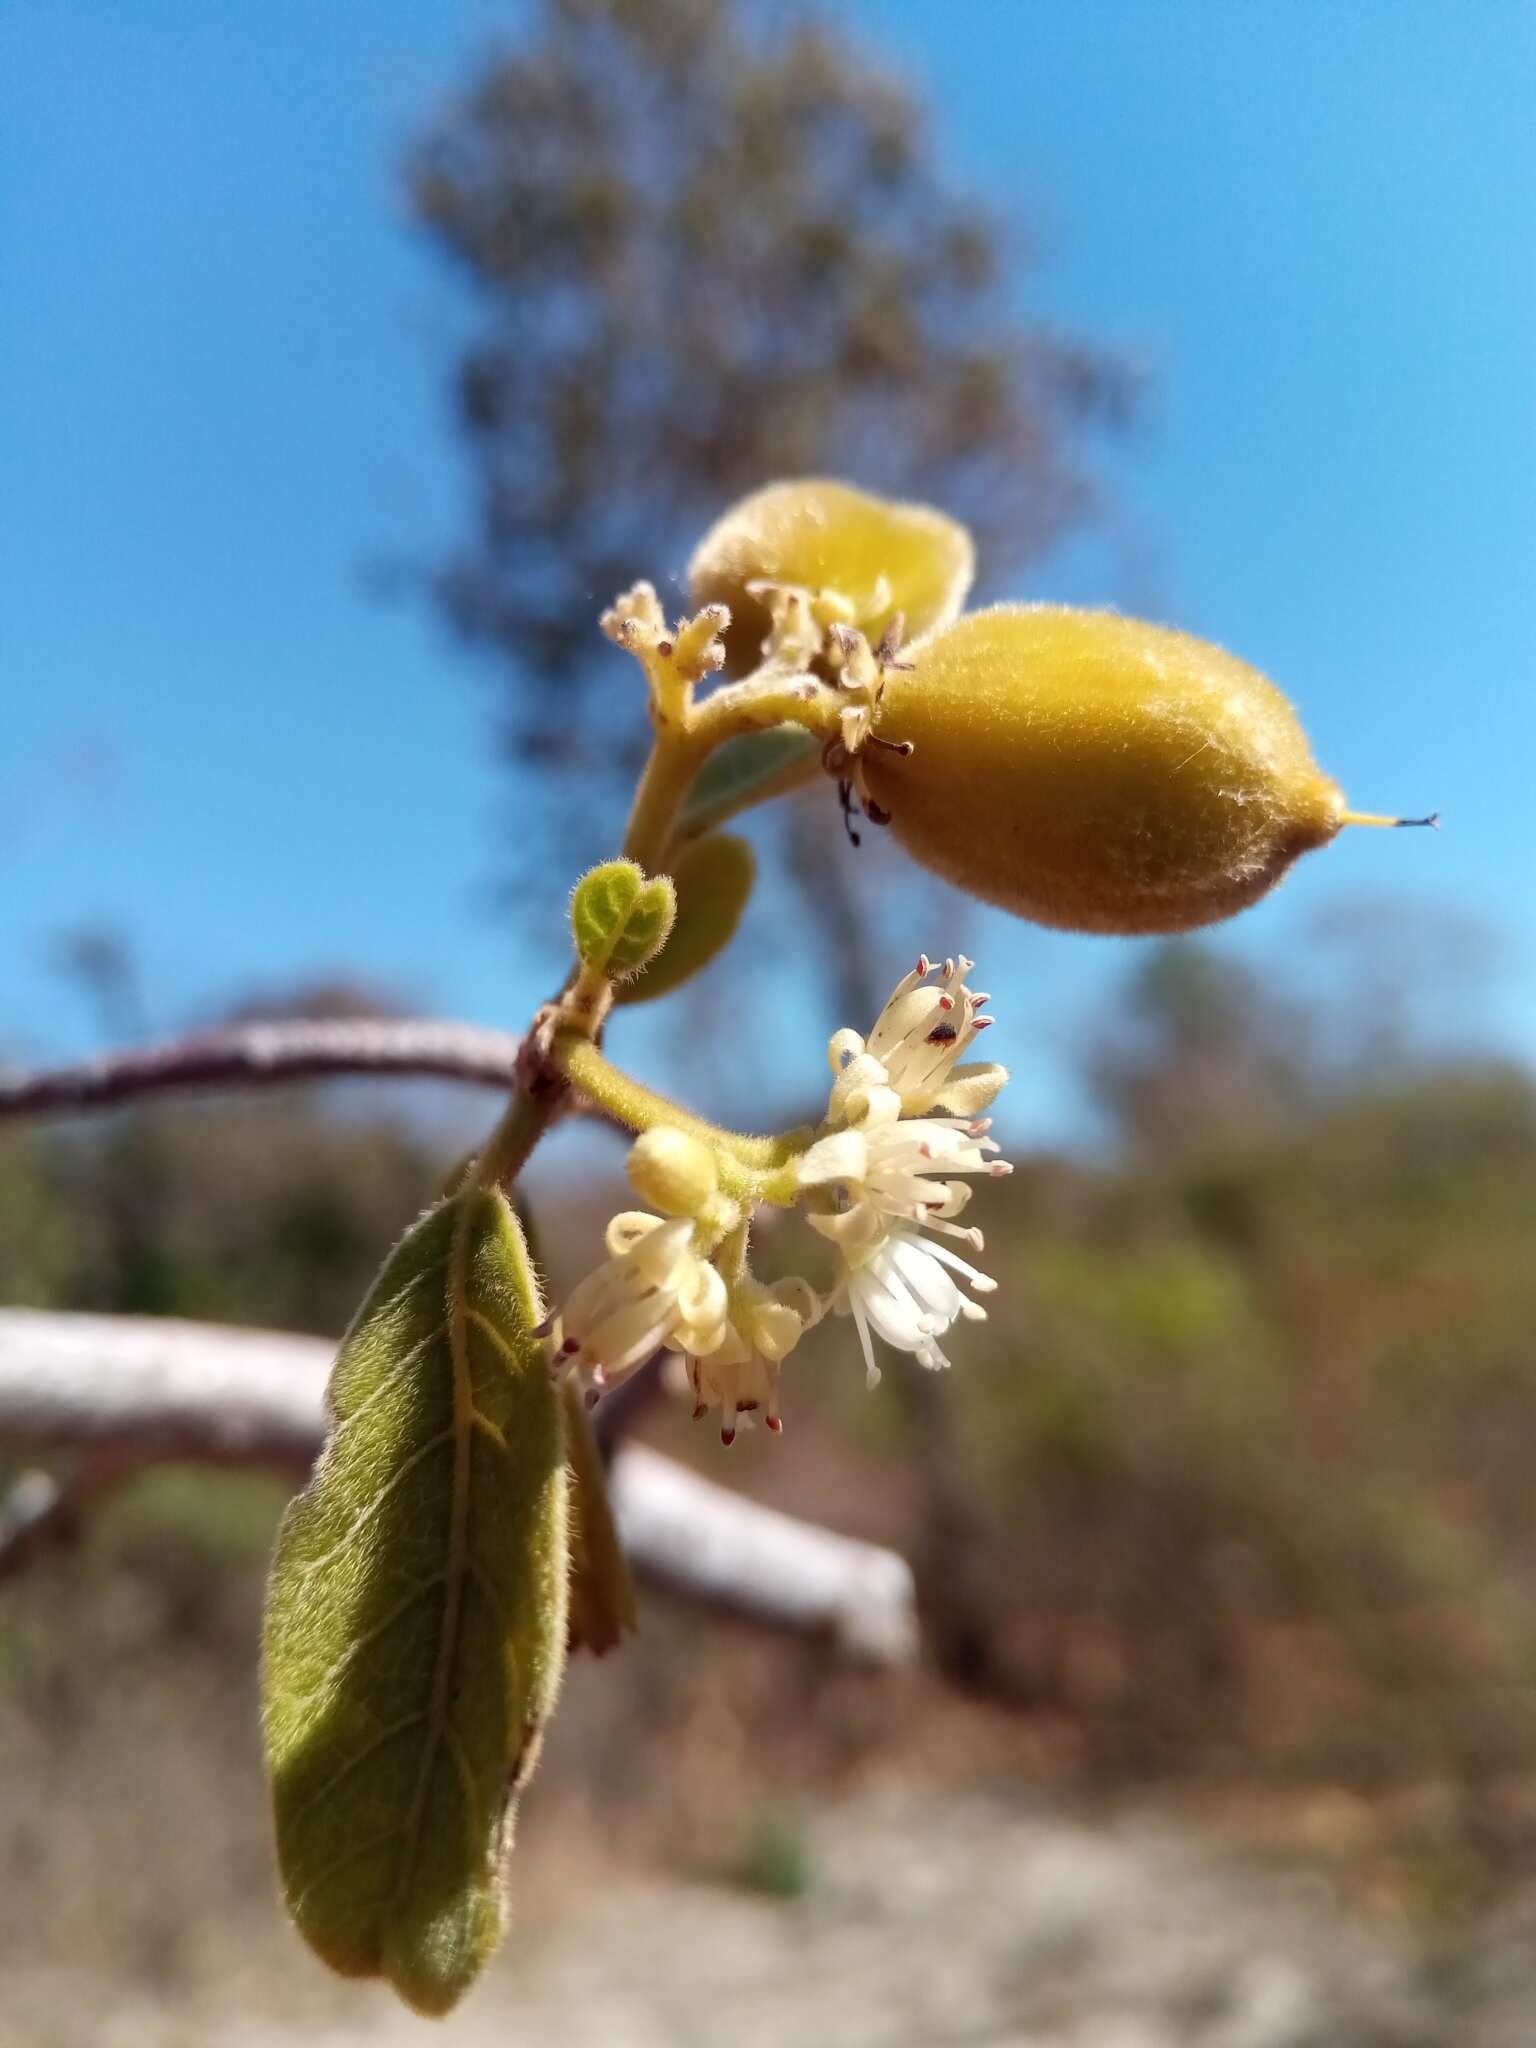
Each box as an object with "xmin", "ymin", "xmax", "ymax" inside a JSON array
[
  {"xmin": 468, "ymin": 1081, "xmax": 562, "ymax": 1196},
  {"xmin": 692, "ymin": 673, "xmax": 844, "ymax": 751},
  {"xmin": 552, "ymin": 1032, "xmax": 808, "ymax": 1199},
  {"xmin": 619, "ymin": 728, "xmax": 709, "ymax": 873},
  {"xmin": 482, "ymin": 657, "xmax": 841, "ymax": 1195}
]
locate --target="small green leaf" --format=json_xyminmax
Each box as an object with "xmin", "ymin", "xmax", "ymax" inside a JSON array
[
  {"xmin": 570, "ymin": 859, "xmax": 677, "ymax": 979},
  {"xmin": 679, "ymin": 725, "xmax": 820, "ymax": 839},
  {"xmin": 561, "ymin": 1375, "xmax": 637, "ymax": 1657},
  {"xmin": 262, "ymin": 1191, "xmax": 569, "ymax": 2017},
  {"xmin": 616, "ymin": 833, "xmax": 757, "ymax": 1005}
]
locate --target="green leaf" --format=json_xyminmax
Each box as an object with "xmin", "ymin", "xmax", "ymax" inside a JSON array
[
  {"xmin": 616, "ymin": 832, "xmax": 757, "ymax": 1006},
  {"xmin": 679, "ymin": 725, "xmax": 820, "ymax": 839},
  {"xmin": 561, "ymin": 1375, "xmax": 637, "ymax": 1656},
  {"xmin": 570, "ymin": 859, "xmax": 677, "ymax": 979},
  {"xmin": 262, "ymin": 1190, "xmax": 569, "ymax": 2017}
]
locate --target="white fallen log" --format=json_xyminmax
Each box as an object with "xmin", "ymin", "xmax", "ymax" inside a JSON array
[{"xmin": 0, "ymin": 1309, "xmax": 916, "ymax": 1665}]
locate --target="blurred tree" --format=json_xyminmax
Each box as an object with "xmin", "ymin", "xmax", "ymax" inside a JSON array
[
  {"xmin": 1090, "ymin": 908, "xmax": 1509, "ymax": 1166},
  {"xmin": 406, "ymin": 0, "xmax": 1134, "ymax": 804},
  {"xmin": 1088, "ymin": 939, "xmax": 1316, "ymax": 1162},
  {"xmin": 44, "ymin": 922, "xmax": 147, "ymax": 1044}
]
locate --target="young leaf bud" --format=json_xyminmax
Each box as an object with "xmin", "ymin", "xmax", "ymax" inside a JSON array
[
  {"xmin": 571, "ymin": 859, "xmax": 677, "ymax": 979},
  {"xmin": 862, "ymin": 606, "xmax": 1371, "ymax": 936},
  {"xmin": 626, "ymin": 1126, "xmax": 719, "ymax": 1218},
  {"xmin": 688, "ymin": 479, "xmax": 974, "ymax": 677}
]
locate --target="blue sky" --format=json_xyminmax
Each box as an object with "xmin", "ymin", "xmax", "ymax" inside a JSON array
[{"xmin": 2, "ymin": 2, "xmax": 1532, "ymax": 1146}]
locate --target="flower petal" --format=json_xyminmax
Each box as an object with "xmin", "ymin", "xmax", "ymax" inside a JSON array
[
  {"xmin": 797, "ymin": 1128, "xmax": 869, "ymax": 1188},
  {"xmin": 932, "ymin": 1062, "xmax": 1009, "ymax": 1117}
]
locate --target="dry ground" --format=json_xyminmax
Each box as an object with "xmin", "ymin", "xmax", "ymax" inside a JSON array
[{"xmin": 6, "ymin": 1532, "xmax": 1536, "ymax": 2048}]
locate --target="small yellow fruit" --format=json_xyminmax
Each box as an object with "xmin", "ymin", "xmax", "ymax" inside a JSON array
[
  {"xmin": 861, "ymin": 605, "xmax": 1351, "ymax": 936},
  {"xmin": 688, "ymin": 478, "xmax": 974, "ymax": 677}
]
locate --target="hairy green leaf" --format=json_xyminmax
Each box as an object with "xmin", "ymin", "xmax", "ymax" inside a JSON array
[
  {"xmin": 616, "ymin": 832, "xmax": 756, "ymax": 1006},
  {"xmin": 262, "ymin": 1190, "xmax": 569, "ymax": 2016},
  {"xmin": 570, "ymin": 859, "xmax": 677, "ymax": 979},
  {"xmin": 679, "ymin": 725, "xmax": 821, "ymax": 838}
]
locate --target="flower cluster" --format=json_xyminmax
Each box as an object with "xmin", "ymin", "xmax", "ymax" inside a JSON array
[
  {"xmin": 798, "ymin": 954, "xmax": 1010, "ymax": 1385},
  {"xmin": 550, "ymin": 955, "xmax": 1010, "ymax": 1441}
]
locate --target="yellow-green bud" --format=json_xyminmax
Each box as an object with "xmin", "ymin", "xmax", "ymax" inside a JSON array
[
  {"xmin": 688, "ymin": 478, "xmax": 974, "ymax": 677},
  {"xmin": 862, "ymin": 605, "xmax": 1355, "ymax": 936},
  {"xmin": 626, "ymin": 1126, "xmax": 719, "ymax": 1218}
]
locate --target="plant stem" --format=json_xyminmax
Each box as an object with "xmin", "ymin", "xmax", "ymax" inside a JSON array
[
  {"xmin": 691, "ymin": 673, "xmax": 844, "ymax": 751},
  {"xmin": 467, "ymin": 1080, "xmax": 562, "ymax": 1196},
  {"xmin": 476, "ymin": 654, "xmax": 842, "ymax": 1201},
  {"xmin": 620, "ymin": 729, "xmax": 708, "ymax": 872},
  {"xmin": 552, "ymin": 1031, "xmax": 808, "ymax": 1199}
]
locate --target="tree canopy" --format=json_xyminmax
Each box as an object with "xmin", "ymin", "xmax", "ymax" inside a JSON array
[{"xmin": 407, "ymin": 0, "xmax": 1134, "ymax": 783}]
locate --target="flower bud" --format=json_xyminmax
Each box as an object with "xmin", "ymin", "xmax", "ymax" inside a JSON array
[
  {"xmin": 861, "ymin": 605, "xmax": 1353, "ymax": 935},
  {"xmin": 625, "ymin": 1126, "xmax": 719, "ymax": 1218},
  {"xmin": 688, "ymin": 479, "xmax": 974, "ymax": 677}
]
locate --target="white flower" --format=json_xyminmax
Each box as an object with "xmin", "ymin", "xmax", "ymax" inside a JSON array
[
  {"xmin": 836, "ymin": 1225, "xmax": 997, "ymax": 1384},
  {"xmin": 555, "ymin": 1212, "xmax": 728, "ymax": 1388},
  {"xmin": 798, "ymin": 1115, "xmax": 1009, "ymax": 1244},
  {"xmin": 685, "ymin": 1279, "xmax": 819, "ymax": 1445},
  {"xmin": 798, "ymin": 1116, "xmax": 1008, "ymax": 1386},
  {"xmin": 799, "ymin": 951, "xmax": 1012, "ymax": 1387},
  {"xmin": 826, "ymin": 954, "xmax": 1005, "ymax": 1127}
]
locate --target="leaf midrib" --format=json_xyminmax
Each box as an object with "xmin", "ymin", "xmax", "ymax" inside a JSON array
[{"xmin": 388, "ymin": 1190, "xmax": 483, "ymax": 1922}]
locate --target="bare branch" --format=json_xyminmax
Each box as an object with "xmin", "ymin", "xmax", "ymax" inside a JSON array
[
  {"xmin": 0, "ymin": 1310, "xmax": 916, "ymax": 1665},
  {"xmin": 0, "ymin": 1019, "xmax": 527, "ymax": 1122}
]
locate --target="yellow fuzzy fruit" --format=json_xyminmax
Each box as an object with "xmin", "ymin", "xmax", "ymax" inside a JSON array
[
  {"xmin": 688, "ymin": 478, "xmax": 974, "ymax": 676},
  {"xmin": 861, "ymin": 605, "xmax": 1353, "ymax": 936}
]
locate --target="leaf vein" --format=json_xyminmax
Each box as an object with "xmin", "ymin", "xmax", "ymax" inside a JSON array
[
  {"xmin": 466, "ymin": 1554, "xmax": 511, "ymax": 1631},
  {"xmin": 296, "ymin": 1427, "xmax": 454, "ymax": 1580},
  {"xmin": 330, "ymin": 1319, "xmax": 449, "ymax": 1437},
  {"xmin": 389, "ymin": 1195, "xmax": 481, "ymax": 1919},
  {"xmin": 291, "ymin": 1573, "xmax": 449, "ymax": 1707},
  {"xmin": 443, "ymin": 1720, "xmax": 483, "ymax": 1820},
  {"xmin": 470, "ymin": 1407, "xmax": 509, "ymax": 1455},
  {"xmin": 287, "ymin": 1710, "xmax": 431, "ymax": 1829},
  {"xmin": 355, "ymin": 1252, "xmax": 449, "ymax": 1331},
  {"xmin": 464, "ymin": 1304, "xmax": 524, "ymax": 1372},
  {"xmin": 289, "ymin": 1824, "xmax": 406, "ymax": 1920}
]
